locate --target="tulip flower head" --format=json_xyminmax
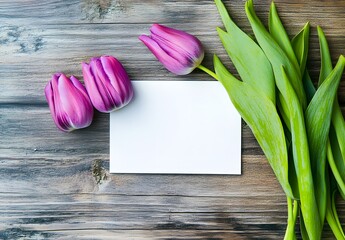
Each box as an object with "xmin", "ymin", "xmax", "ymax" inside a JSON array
[
  {"xmin": 45, "ymin": 73, "xmax": 94, "ymax": 132},
  {"xmin": 82, "ymin": 56, "xmax": 134, "ymax": 113},
  {"xmin": 139, "ymin": 24, "xmax": 204, "ymax": 75}
]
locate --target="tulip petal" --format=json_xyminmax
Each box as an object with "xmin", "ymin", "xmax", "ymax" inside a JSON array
[
  {"xmin": 150, "ymin": 24, "xmax": 204, "ymax": 62},
  {"xmin": 92, "ymin": 59, "xmax": 125, "ymax": 111},
  {"xmin": 58, "ymin": 74, "xmax": 90, "ymax": 129},
  {"xmin": 139, "ymin": 35, "xmax": 192, "ymax": 75},
  {"xmin": 69, "ymin": 75, "xmax": 94, "ymax": 126},
  {"xmin": 101, "ymin": 56, "xmax": 123, "ymax": 94},
  {"xmin": 151, "ymin": 33, "xmax": 193, "ymax": 67},
  {"xmin": 44, "ymin": 81, "xmax": 56, "ymax": 122},
  {"xmin": 70, "ymin": 75, "xmax": 90, "ymax": 100},
  {"xmin": 45, "ymin": 73, "xmax": 93, "ymax": 132},
  {"xmin": 57, "ymin": 74, "xmax": 79, "ymax": 116},
  {"xmin": 94, "ymin": 58, "xmax": 124, "ymax": 108},
  {"xmin": 50, "ymin": 74, "xmax": 73, "ymax": 132},
  {"xmin": 82, "ymin": 56, "xmax": 134, "ymax": 113},
  {"xmin": 93, "ymin": 59, "xmax": 117, "ymax": 105},
  {"xmin": 139, "ymin": 24, "xmax": 204, "ymax": 75},
  {"xmin": 82, "ymin": 62, "xmax": 108, "ymax": 112},
  {"xmin": 45, "ymin": 80, "xmax": 70, "ymax": 132},
  {"xmin": 101, "ymin": 56, "xmax": 133, "ymax": 104}
]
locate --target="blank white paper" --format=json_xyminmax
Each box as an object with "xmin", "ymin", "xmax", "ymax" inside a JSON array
[{"xmin": 110, "ymin": 80, "xmax": 241, "ymax": 174}]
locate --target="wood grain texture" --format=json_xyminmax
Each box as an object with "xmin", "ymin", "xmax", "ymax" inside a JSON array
[{"xmin": 0, "ymin": 0, "xmax": 345, "ymax": 239}]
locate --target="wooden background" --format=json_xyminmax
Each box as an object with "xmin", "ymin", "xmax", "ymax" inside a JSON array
[{"xmin": 1, "ymin": 0, "xmax": 345, "ymax": 239}]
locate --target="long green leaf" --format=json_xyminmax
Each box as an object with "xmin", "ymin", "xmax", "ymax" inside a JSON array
[
  {"xmin": 290, "ymin": 23, "xmax": 316, "ymax": 239},
  {"xmin": 317, "ymin": 25, "xmax": 345, "ymax": 204},
  {"xmin": 291, "ymin": 22, "xmax": 310, "ymax": 76},
  {"xmin": 214, "ymin": 55, "xmax": 294, "ymax": 199},
  {"xmin": 214, "ymin": 0, "xmax": 275, "ymax": 104},
  {"xmin": 300, "ymin": 210, "xmax": 311, "ymax": 240},
  {"xmin": 318, "ymin": 27, "xmax": 345, "ymax": 191},
  {"xmin": 318, "ymin": 26, "xmax": 333, "ymax": 86},
  {"xmin": 284, "ymin": 23, "xmax": 311, "ymax": 202},
  {"xmin": 269, "ymin": 1, "xmax": 299, "ymax": 71},
  {"xmin": 302, "ymin": 71, "xmax": 316, "ymax": 104},
  {"xmin": 279, "ymin": 65, "xmax": 321, "ymax": 240},
  {"xmin": 325, "ymin": 173, "xmax": 345, "ymax": 239},
  {"xmin": 290, "ymin": 22, "xmax": 315, "ymax": 104},
  {"xmin": 284, "ymin": 197, "xmax": 298, "ymax": 240},
  {"xmin": 292, "ymin": 24, "xmax": 345, "ymax": 239},
  {"xmin": 331, "ymin": 104, "xmax": 345, "ymax": 180},
  {"xmin": 245, "ymin": 0, "xmax": 307, "ymax": 110},
  {"xmin": 328, "ymin": 138, "xmax": 345, "ymax": 197},
  {"xmin": 306, "ymin": 55, "xmax": 345, "ymax": 227}
]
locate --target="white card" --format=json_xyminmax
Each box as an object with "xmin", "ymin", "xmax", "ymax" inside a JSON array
[{"xmin": 110, "ymin": 80, "xmax": 241, "ymax": 174}]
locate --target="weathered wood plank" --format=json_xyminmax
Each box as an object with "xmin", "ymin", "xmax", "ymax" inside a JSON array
[
  {"xmin": 0, "ymin": 229, "xmax": 289, "ymax": 240},
  {"xmin": 1, "ymin": 0, "xmax": 345, "ymax": 239},
  {"xmin": 0, "ymin": 1, "xmax": 344, "ymax": 103},
  {"xmin": 0, "ymin": 154, "xmax": 280, "ymax": 197},
  {"xmin": 0, "ymin": 108, "xmax": 271, "ymax": 197},
  {"xmin": 0, "ymin": 107, "xmax": 290, "ymax": 239},
  {"xmin": 0, "ymin": 190, "xmax": 344, "ymax": 239},
  {"xmin": 0, "ymin": 105, "xmax": 261, "ymax": 158},
  {"xmin": 0, "ymin": 0, "xmax": 344, "ymax": 26}
]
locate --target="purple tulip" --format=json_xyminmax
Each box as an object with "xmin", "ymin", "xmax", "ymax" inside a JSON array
[
  {"xmin": 82, "ymin": 56, "xmax": 134, "ymax": 113},
  {"xmin": 45, "ymin": 73, "xmax": 94, "ymax": 132},
  {"xmin": 139, "ymin": 24, "xmax": 204, "ymax": 75}
]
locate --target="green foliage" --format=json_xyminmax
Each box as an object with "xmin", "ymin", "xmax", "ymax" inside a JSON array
[{"xmin": 213, "ymin": 0, "xmax": 345, "ymax": 239}]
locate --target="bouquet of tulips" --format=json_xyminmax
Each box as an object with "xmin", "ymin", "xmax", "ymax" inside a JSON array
[
  {"xmin": 44, "ymin": 0, "xmax": 345, "ymax": 238},
  {"xmin": 139, "ymin": 0, "xmax": 345, "ymax": 239}
]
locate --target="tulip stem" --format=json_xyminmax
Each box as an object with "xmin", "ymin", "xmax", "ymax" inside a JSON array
[{"xmin": 198, "ymin": 65, "xmax": 219, "ymax": 81}]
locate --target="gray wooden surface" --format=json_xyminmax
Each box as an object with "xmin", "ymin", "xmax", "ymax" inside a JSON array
[{"xmin": 1, "ymin": 0, "xmax": 345, "ymax": 239}]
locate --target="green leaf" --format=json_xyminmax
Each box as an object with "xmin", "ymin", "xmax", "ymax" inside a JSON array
[
  {"xmin": 318, "ymin": 27, "xmax": 345, "ymax": 192},
  {"xmin": 269, "ymin": 1, "xmax": 299, "ymax": 71},
  {"xmin": 318, "ymin": 26, "xmax": 333, "ymax": 86},
  {"xmin": 300, "ymin": 211, "xmax": 311, "ymax": 240},
  {"xmin": 292, "ymin": 24, "xmax": 345, "ymax": 237},
  {"xmin": 331, "ymin": 105, "xmax": 345, "ymax": 187},
  {"xmin": 306, "ymin": 55, "xmax": 345, "ymax": 226},
  {"xmin": 214, "ymin": 54, "xmax": 294, "ymax": 199},
  {"xmin": 302, "ymin": 70, "xmax": 316, "ymax": 104},
  {"xmin": 317, "ymin": 26, "xmax": 345, "ymax": 202},
  {"xmin": 325, "ymin": 174, "xmax": 345, "ymax": 239},
  {"xmin": 291, "ymin": 22, "xmax": 310, "ymax": 76},
  {"xmin": 279, "ymin": 65, "xmax": 321, "ymax": 240},
  {"xmin": 328, "ymin": 136, "xmax": 345, "ymax": 197},
  {"xmin": 214, "ymin": 0, "xmax": 275, "ymax": 104},
  {"xmin": 245, "ymin": 0, "xmax": 307, "ymax": 110},
  {"xmin": 290, "ymin": 22, "xmax": 314, "ymax": 105},
  {"xmin": 284, "ymin": 197, "xmax": 298, "ymax": 240}
]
